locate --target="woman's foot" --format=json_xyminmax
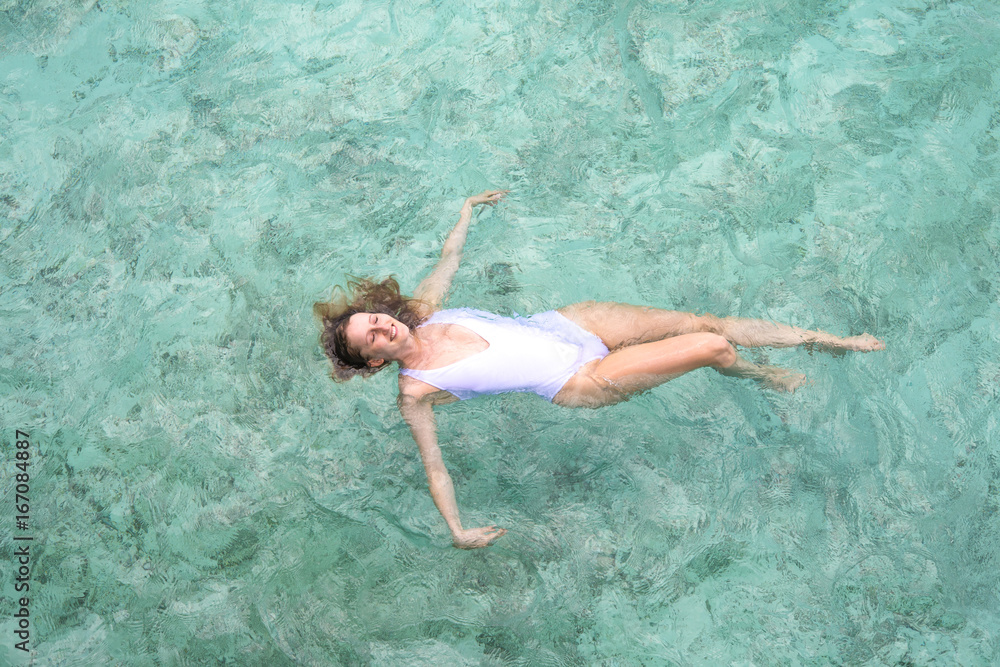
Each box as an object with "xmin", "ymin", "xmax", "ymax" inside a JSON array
[
  {"xmin": 718, "ymin": 354, "xmax": 808, "ymax": 392},
  {"xmin": 812, "ymin": 333, "xmax": 885, "ymax": 353},
  {"xmin": 759, "ymin": 367, "xmax": 809, "ymax": 392},
  {"xmin": 840, "ymin": 333, "xmax": 884, "ymax": 351}
]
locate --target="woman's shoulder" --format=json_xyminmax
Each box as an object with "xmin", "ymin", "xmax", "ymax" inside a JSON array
[
  {"xmin": 397, "ymin": 372, "xmax": 434, "ymax": 397},
  {"xmin": 397, "ymin": 373, "xmax": 459, "ymax": 405}
]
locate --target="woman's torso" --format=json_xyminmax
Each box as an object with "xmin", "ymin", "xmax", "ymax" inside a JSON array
[
  {"xmin": 398, "ymin": 308, "xmax": 608, "ymax": 401},
  {"xmin": 411, "ymin": 321, "xmax": 489, "ymax": 370}
]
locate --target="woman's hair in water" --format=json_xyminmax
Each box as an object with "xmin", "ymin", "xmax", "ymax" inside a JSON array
[{"xmin": 313, "ymin": 276, "xmax": 428, "ymax": 381}]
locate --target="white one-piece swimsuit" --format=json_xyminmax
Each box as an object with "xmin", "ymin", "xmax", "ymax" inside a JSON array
[{"xmin": 398, "ymin": 308, "xmax": 610, "ymax": 402}]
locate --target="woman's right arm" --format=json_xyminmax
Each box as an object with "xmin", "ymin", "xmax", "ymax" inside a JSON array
[
  {"xmin": 412, "ymin": 190, "xmax": 508, "ymax": 314},
  {"xmin": 396, "ymin": 389, "xmax": 507, "ymax": 549}
]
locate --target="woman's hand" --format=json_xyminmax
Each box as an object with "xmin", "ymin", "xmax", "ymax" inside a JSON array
[
  {"xmin": 452, "ymin": 525, "xmax": 507, "ymax": 549},
  {"xmin": 466, "ymin": 190, "xmax": 509, "ymax": 207}
]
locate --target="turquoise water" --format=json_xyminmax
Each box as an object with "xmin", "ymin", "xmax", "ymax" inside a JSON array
[{"xmin": 1, "ymin": 0, "xmax": 999, "ymax": 663}]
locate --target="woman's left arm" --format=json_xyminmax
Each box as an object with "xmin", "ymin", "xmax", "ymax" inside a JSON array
[
  {"xmin": 397, "ymin": 388, "xmax": 507, "ymax": 549},
  {"xmin": 413, "ymin": 190, "xmax": 508, "ymax": 311}
]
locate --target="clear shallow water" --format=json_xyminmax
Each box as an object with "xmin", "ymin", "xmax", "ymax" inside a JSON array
[{"xmin": 1, "ymin": 0, "xmax": 998, "ymax": 664}]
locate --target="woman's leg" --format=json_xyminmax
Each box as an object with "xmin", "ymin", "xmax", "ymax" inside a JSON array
[
  {"xmin": 552, "ymin": 332, "xmax": 806, "ymax": 408},
  {"xmin": 557, "ymin": 301, "xmax": 883, "ymax": 352}
]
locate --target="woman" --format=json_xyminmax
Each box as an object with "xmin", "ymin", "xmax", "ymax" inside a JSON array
[{"xmin": 314, "ymin": 190, "xmax": 883, "ymax": 549}]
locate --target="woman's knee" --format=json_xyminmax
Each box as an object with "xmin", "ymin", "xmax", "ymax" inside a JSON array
[
  {"xmin": 692, "ymin": 313, "xmax": 725, "ymax": 335},
  {"xmin": 702, "ymin": 333, "xmax": 736, "ymax": 368}
]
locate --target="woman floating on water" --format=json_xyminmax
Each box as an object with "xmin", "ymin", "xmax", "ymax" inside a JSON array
[{"xmin": 314, "ymin": 190, "xmax": 883, "ymax": 549}]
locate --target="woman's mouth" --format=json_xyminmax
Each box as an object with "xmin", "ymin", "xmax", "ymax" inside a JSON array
[{"xmin": 391, "ymin": 324, "xmax": 396, "ymax": 341}]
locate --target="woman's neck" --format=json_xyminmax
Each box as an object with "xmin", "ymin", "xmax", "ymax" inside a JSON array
[{"xmin": 396, "ymin": 327, "xmax": 435, "ymax": 369}]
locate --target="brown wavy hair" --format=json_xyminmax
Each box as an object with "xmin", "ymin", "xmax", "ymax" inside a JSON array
[{"xmin": 313, "ymin": 276, "xmax": 429, "ymax": 381}]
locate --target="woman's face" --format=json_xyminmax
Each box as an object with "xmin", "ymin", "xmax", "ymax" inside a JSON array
[{"xmin": 344, "ymin": 312, "xmax": 408, "ymax": 366}]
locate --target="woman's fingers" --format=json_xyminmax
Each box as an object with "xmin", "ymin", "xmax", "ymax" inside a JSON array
[
  {"xmin": 484, "ymin": 526, "xmax": 507, "ymax": 543},
  {"xmin": 487, "ymin": 191, "xmax": 508, "ymax": 206},
  {"xmin": 454, "ymin": 525, "xmax": 507, "ymax": 548},
  {"xmin": 476, "ymin": 189, "xmax": 510, "ymax": 206}
]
